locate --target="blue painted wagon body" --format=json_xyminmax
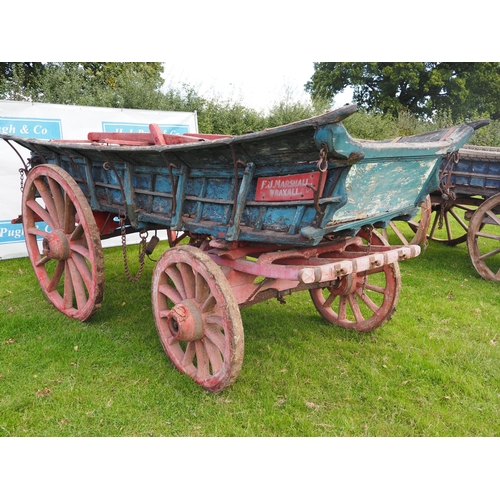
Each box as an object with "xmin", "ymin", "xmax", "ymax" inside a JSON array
[
  {"xmin": 1, "ymin": 104, "xmax": 482, "ymax": 391},
  {"xmin": 4, "ymin": 105, "xmax": 475, "ymax": 245}
]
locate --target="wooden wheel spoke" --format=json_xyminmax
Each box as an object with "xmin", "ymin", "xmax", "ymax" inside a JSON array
[
  {"xmin": 204, "ymin": 324, "xmax": 227, "ymax": 354},
  {"xmin": 66, "ymin": 223, "xmax": 86, "ymax": 243},
  {"xmin": 35, "ymin": 254, "xmax": 52, "ymax": 267},
  {"xmin": 322, "ymin": 290, "xmax": 337, "ymax": 308},
  {"xmin": 63, "ymin": 262, "xmax": 75, "ymax": 309},
  {"xmin": 182, "ymin": 341, "xmax": 196, "ymax": 368},
  {"xmin": 388, "ymin": 222, "xmax": 409, "ymax": 245},
  {"xmin": 70, "ymin": 242, "xmax": 91, "ymax": 261},
  {"xmin": 34, "ymin": 178, "xmax": 61, "ymax": 229},
  {"xmin": 475, "ymin": 230, "xmax": 500, "ymax": 242},
  {"xmin": 63, "ymin": 193, "xmax": 76, "ymax": 234},
  {"xmin": 448, "ymin": 207, "xmax": 469, "ymax": 232},
  {"xmin": 164, "ymin": 266, "xmax": 187, "ymax": 300},
  {"xmin": 71, "ymin": 253, "xmax": 93, "ymax": 292},
  {"xmin": 205, "ymin": 313, "xmax": 224, "ymax": 328},
  {"xmin": 158, "ymin": 283, "xmax": 183, "ymax": 308},
  {"xmin": 178, "ymin": 262, "xmax": 196, "ymax": 298},
  {"xmin": 28, "ymin": 226, "xmax": 50, "ymax": 239},
  {"xmin": 363, "ymin": 281, "xmax": 386, "ymax": 294},
  {"xmin": 47, "ymin": 177, "xmax": 66, "ymax": 228},
  {"xmin": 47, "ymin": 260, "xmax": 65, "ymax": 292},
  {"xmin": 203, "ymin": 338, "xmax": 224, "ymax": 374},
  {"xmin": 66, "ymin": 258, "xmax": 88, "ymax": 310},
  {"xmin": 485, "ymin": 210, "xmax": 500, "ymax": 226},
  {"xmin": 194, "ymin": 341, "xmax": 210, "ymax": 379},
  {"xmin": 337, "ymin": 296, "xmax": 348, "ymax": 321},
  {"xmin": 70, "ymin": 223, "xmax": 85, "ymax": 242},
  {"xmin": 201, "ymin": 294, "xmax": 217, "ymax": 314},
  {"xmin": 195, "ymin": 272, "xmax": 209, "ymax": 304},
  {"xmin": 429, "ymin": 213, "xmax": 440, "ymax": 238},
  {"xmin": 478, "ymin": 246, "xmax": 500, "ymax": 261},
  {"xmin": 347, "ymin": 294, "xmax": 365, "ymax": 323},
  {"xmin": 356, "ymin": 288, "xmax": 380, "ymax": 313},
  {"xmin": 26, "ymin": 199, "xmax": 55, "ymax": 229},
  {"xmin": 444, "ymin": 213, "xmax": 454, "ymax": 239}
]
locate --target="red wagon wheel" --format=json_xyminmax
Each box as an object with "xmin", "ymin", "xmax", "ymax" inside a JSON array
[
  {"xmin": 467, "ymin": 193, "xmax": 500, "ymax": 281},
  {"xmin": 152, "ymin": 245, "xmax": 244, "ymax": 392},
  {"xmin": 380, "ymin": 195, "xmax": 432, "ymax": 246},
  {"xmin": 22, "ymin": 165, "xmax": 104, "ymax": 321},
  {"xmin": 309, "ymin": 228, "xmax": 401, "ymax": 332}
]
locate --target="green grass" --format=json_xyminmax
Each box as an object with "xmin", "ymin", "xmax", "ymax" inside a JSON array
[{"xmin": 1, "ymin": 236, "xmax": 500, "ymax": 437}]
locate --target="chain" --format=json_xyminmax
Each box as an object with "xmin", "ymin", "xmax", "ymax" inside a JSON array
[
  {"xmin": 19, "ymin": 157, "xmax": 39, "ymax": 193},
  {"xmin": 438, "ymin": 152, "xmax": 459, "ymax": 230},
  {"xmin": 313, "ymin": 147, "xmax": 329, "ymax": 214},
  {"xmin": 19, "ymin": 167, "xmax": 26, "ymax": 193},
  {"xmin": 120, "ymin": 211, "xmax": 148, "ymax": 283}
]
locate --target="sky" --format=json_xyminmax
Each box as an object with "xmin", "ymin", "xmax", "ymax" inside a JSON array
[{"xmin": 161, "ymin": 60, "xmax": 353, "ymax": 112}]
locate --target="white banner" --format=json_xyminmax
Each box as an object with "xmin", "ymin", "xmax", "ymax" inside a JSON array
[{"xmin": 0, "ymin": 101, "xmax": 198, "ymax": 260}]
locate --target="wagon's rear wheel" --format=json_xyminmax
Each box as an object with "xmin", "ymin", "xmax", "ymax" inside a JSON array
[
  {"xmin": 427, "ymin": 196, "xmax": 484, "ymax": 245},
  {"xmin": 152, "ymin": 245, "xmax": 244, "ymax": 392},
  {"xmin": 467, "ymin": 193, "xmax": 500, "ymax": 281},
  {"xmin": 309, "ymin": 228, "xmax": 401, "ymax": 332},
  {"xmin": 22, "ymin": 164, "xmax": 104, "ymax": 321},
  {"xmin": 380, "ymin": 195, "xmax": 432, "ymax": 246}
]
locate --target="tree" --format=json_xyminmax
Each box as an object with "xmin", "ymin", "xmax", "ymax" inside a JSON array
[
  {"xmin": 305, "ymin": 62, "xmax": 500, "ymax": 121},
  {"xmin": 1, "ymin": 62, "xmax": 165, "ymax": 109}
]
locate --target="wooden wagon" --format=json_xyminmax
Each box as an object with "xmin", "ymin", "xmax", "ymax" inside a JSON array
[{"xmin": 1, "ymin": 104, "xmax": 480, "ymax": 391}]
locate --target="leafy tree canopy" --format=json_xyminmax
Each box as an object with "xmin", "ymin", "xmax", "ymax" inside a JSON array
[
  {"xmin": 0, "ymin": 62, "xmax": 165, "ymax": 108},
  {"xmin": 305, "ymin": 62, "xmax": 500, "ymax": 121}
]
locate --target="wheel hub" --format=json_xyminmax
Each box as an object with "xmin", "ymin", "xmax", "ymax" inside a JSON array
[
  {"xmin": 42, "ymin": 229, "xmax": 71, "ymax": 260},
  {"xmin": 325, "ymin": 274, "xmax": 356, "ymax": 295},
  {"xmin": 166, "ymin": 299, "xmax": 204, "ymax": 341}
]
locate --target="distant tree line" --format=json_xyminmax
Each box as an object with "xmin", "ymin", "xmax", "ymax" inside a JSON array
[{"xmin": 1, "ymin": 62, "xmax": 499, "ymax": 145}]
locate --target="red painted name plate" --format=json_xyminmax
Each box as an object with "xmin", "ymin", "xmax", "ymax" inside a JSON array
[{"xmin": 255, "ymin": 172, "xmax": 322, "ymax": 201}]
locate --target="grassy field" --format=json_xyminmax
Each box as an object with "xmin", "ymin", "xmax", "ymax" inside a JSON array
[{"xmin": 1, "ymin": 230, "xmax": 500, "ymax": 438}]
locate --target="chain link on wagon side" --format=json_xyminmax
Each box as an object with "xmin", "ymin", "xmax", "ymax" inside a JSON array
[{"xmin": 438, "ymin": 151, "xmax": 459, "ymax": 229}]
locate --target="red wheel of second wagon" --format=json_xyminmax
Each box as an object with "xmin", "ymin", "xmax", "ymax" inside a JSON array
[
  {"xmin": 152, "ymin": 245, "xmax": 244, "ymax": 392},
  {"xmin": 309, "ymin": 228, "xmax": 401, "ymax": 332},
  {"xmin": 22, "ymin": 164, "xmax": 104, "ymax": 321}
]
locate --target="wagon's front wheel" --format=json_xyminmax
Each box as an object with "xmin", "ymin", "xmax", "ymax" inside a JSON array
[
  {"xmin": 309, "ymin": 228, "xmax": 401, "ymax": 332},
  {"xmin": 152, "ymin": 245, "xmax": 244, "ymax": 392},
  {"xmin": 22, "ymin": 165, "xmax": 104, "ymax": 321}
]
